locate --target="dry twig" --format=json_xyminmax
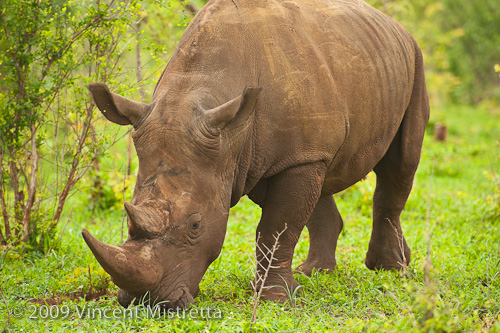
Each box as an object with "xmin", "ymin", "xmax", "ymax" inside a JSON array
[
  {"xmin": 0, "ymin": 287, "xmax": 10, "ymax": 326},
  {"xmin": 250, "ymin": 223, "xmax": 288, "ymax": 327},
  {"xmin": 387, "ymin": 218, "xmax": 408, "ymax": 274},
  {"xmin": 424, "ymin": 158, "xmax": 436, "ymax": 286}
]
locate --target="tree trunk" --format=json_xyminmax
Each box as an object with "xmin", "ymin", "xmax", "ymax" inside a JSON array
[
  {"xmin": 52, "ymin": 104, "xmax": 93, "ymax": 226},
  {"xmin": 20, "ymin": 124, "xmax": 39, "ymax": 243},
  {"xmin": 0, "ymin": 148, "xmax": 11, "ymax": 244},
  {"xmin": 136, "ymin": 21, "xmax": 146, "ymax": 102}
]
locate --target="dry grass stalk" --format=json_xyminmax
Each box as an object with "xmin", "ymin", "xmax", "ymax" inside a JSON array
[
  {"xmin": 0, "ymin": 286, "xmax": 10, "ymax": 326},
  {"xmin": 424, "ymin": 159, "xmax": 436, "ymax": 286},
  {"xmin": 250, "ymin": 223, "xmax": 288, "ymax": 327},
  {"xmin": 387, "ymin": 218, "xmax": 408, "ymax": 274}
]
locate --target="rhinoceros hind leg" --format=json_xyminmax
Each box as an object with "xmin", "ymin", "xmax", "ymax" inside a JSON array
[
  {"xmin": 295, "ymin": 195, "xmax": 343, "ymax": 276},
  {"xmin": 365, "ymin": 137, "xmax": 415, "ymax": 271},
  {"xmin": 365, "ymin": 53, "xmax": 429, "ymax": 271},
  {"xmin": 366, "ymin": 46, "xmax": 429, "ymax": 271},
  {"xmin": 253, "ymin": 162, "xmax": 326, "ymax": 302}
]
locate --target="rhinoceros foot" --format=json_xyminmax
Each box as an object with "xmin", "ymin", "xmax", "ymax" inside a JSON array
[
  {"xmin": 365, "ymin": 240, "xmax": 411, "ymax": 271},
  {"xmin": 294, "ymin": 260, "xmax": 337, "ymax": 277}
]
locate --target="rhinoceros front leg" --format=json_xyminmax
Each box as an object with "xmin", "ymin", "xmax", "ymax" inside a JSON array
[
  {"xmin": 295, "ymin": 195, "xmax": 343, "ymax": 276},
  {"xmin": 254, "ymin": 162, "xmax": 326, "ymax": 302}
]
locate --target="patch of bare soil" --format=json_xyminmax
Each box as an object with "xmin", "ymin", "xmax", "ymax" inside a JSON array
[{"xmin": 28, "ymin": 290, "xmax": 110, "ymax": 306}]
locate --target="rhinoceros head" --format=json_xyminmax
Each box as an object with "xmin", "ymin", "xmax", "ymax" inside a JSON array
[{"xmin": 82, "ymin": 83, "xmax": 260, "ymax": 309}]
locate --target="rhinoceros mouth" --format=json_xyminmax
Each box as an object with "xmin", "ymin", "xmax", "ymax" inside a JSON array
[
  {"xmin": 158, "ymin": 287, "xmax": 196, "ymax": 310},
  {"xmin": 117, "ymin": 288, "xmax": 138, "ymax": 308},
  {"xmin": 117, "ymin": 286, "xmax": 195, "ymax": 310}
]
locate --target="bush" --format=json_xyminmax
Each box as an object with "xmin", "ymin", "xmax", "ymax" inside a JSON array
[
  {"xmin": 0, "ymin": 0, "xmax": 143, "ymax": 252},
  {"xmin": 368, "ymin": 0, "xmax": 500, "ymax": 105}
]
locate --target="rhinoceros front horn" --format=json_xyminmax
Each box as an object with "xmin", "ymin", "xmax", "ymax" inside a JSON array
[{"xmin": 81, "ymin": 229, "xmax": 159, "ymax": 293}]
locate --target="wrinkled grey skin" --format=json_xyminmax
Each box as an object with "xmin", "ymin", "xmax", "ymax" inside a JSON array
[{"xmin": 82, "ymin": 0, "xmax": 429, "ymax": 309}]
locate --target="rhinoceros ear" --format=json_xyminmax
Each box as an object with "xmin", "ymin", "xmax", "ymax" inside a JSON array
[
  {"xmin": 205, "ymin": 87, "xmax": 262, "ymax": 131},
  {"xmin": 88, "ymin": 82, "xmax": 149, "ymax": 128}
]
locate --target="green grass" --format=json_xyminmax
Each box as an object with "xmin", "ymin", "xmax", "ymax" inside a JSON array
[{"xmin": 1, "ymin": 104, "xmax": 500, "ymax": 332}]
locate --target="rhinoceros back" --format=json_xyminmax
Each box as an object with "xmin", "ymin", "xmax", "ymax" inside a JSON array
[{"xmin": 158, "ymin": 0, "xmax": 420, "ymax": 192}]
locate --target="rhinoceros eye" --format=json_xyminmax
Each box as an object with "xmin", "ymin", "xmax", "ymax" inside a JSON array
[{"xmin": 186, "ymin": 213, "xmax": 202, "ymax": 235}]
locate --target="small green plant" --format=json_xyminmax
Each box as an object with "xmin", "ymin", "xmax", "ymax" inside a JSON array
[
  {"xmin": 277, "ymin": 275, "xmax": 303, "ymax": 308},
  {"xmin": 59, "ymin": 264, "xmax": 110, "ymax": 294}
]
